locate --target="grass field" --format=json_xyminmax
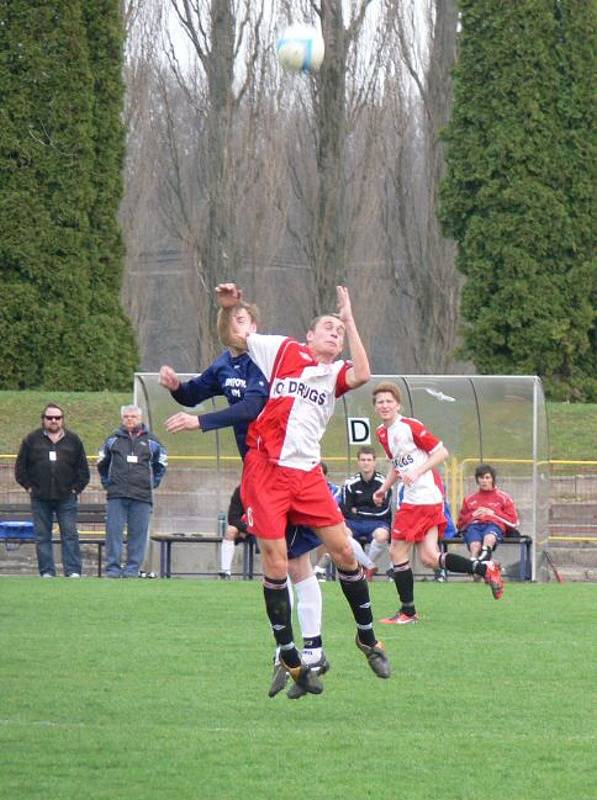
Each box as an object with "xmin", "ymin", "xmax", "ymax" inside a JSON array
[{"xmin": 1, "ymin": 578, "xmax": 595, "ymax": 800}]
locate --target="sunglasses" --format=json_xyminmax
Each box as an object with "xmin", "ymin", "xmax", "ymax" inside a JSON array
[{"xmin": 44, "ymin": 415, "xmax": 63, "ymax": 421}]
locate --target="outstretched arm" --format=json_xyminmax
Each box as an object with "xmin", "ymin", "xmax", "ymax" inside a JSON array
[
  {"xmin": 165, "ymin": 393, "xmax": 267, "ymax": 434},
  {"xmin": 337, "ymin": 286, "xmax": 370, "ymax": 388}
]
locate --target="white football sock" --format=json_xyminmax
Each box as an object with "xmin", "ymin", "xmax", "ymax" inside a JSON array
[
  {"xmin": 368, "ymin": 539, "xmax": 387, "ymax": 566},
  {"xmin": 294, "ymin": 574, "xmax": 322, "ymax": 642},
  {"xmin": 220, "ymin": 539, "xmax": 235, "ymax": 573},
  {"xmin": 350, "ymin": 537, "xmax": 374, "ymax": 569}
]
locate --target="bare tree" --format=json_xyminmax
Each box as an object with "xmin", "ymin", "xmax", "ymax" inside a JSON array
[
  {"xmin": 278, "ymin": 0, "xmax": 379, "ymax": 319},
  {"xmin": 120, "ymin": 1, "xmax": 462, "ymax": 374},
  {"xmin": 380, "ymin": 0, "xmax": 460, "ymax": 372}
]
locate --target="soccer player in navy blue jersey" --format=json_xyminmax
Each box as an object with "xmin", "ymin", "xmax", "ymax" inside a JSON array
[
  {"xmin": 159, "ymin": 301, "xmax": 329, "ymax": 699},
  {"xmin": 160, "ymin": 302, "xmax": 268, "ymax": 457}
]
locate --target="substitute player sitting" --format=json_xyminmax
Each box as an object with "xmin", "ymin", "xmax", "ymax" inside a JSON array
[
  {"xmin": 216, "ymin": 283, "xmax": 391, "ymax": 697},
  {"xmin": 372, "ymin": 381, "xmax": 504, "ymax": 625},
  {"xmin": 341, "ymin": 445, "xmax": 392, "ymax": 581},
  {"xmin": 457, "ymin": 463, "xmax": 520, "ymax": 564}
]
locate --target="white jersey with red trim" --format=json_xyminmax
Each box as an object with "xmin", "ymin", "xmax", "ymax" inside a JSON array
[
  {"xmin": 246, "ymin": 333, "xmax": 351, "ymax": 471},
  {"xmin": 376, "ymin": 416, "xmax": 444, "ymax": 505}
]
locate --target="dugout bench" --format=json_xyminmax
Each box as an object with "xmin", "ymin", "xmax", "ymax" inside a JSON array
[
  {"xmin": 0, "ymin": 502, "xmax": 108, "ymax": 577},
  {"xmin": 440, "ymin": 533, "xmax": 533, "ymax": 581},
  {"xmin": 150, "ymin": 533, "xmax": 257, "ymax": 579}
]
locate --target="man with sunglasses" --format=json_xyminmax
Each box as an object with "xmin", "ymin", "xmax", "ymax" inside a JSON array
[{"xmin": 15, "ymin": 403, "xmax": 90, "ymax": 577}]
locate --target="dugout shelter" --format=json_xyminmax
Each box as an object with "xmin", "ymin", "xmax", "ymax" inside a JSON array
[{"xmin": 134, "ymin": 373, "xmax": 549, "ymax": 581}]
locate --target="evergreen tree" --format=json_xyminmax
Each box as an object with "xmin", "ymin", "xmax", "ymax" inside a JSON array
[
  {"xmin": 0, "ymin": 1, "xmax": 137, "ymax": 390},
  {"xmin": 440, "ymin": 1, "xmax": 595, "ymax": 400}
]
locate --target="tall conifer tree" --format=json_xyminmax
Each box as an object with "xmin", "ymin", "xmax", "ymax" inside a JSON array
[
  {"xmin": 0, "ymin": 1, "xmax": 137, "ymax": 389},
  {"xmin": 440, "ymin": 1, "xmax": 595, "ymax": 400}
]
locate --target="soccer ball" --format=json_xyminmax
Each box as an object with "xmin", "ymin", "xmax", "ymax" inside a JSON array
[{"xmin": 276, "ymin": 24, "xmax": 325, "ymax": 73}]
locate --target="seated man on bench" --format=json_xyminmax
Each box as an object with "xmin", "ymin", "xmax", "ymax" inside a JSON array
[{"xmin": 457, "ymin": 463, "xmax": 520, "ymax": 565}]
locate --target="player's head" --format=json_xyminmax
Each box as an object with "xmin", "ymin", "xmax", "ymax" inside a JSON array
[
  {"xmin": 475, "ymin": 463, "xmax": 496, "ymax": 489},
  {"xmin": 356, "ymin": 446, "xmax": 376, "ymax": 478},
  {"xmin": 41, "ymin": 403, "xmax": 65, "ymax": 432},
  {"xmin": 306, "ymin": 314, "xmax": 345, "ymax": 362},
  {"xmin": 217, "ymin": 301, "xmax": 260, "ymax": 351},
  {"xmin": 372, "ymin": 382, "xmax": 401, "ymax": 421}
]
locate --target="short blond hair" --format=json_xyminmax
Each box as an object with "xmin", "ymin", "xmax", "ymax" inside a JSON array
[
  {"xmin": 217, "ymin": 301, "xmax": 261, "ymax": 346},
  {"xmin": 372, "ymin": 381, "xmax": 401, "ymax": 404}
]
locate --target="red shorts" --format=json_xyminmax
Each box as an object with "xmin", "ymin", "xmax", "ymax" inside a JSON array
[
  {"xmin": 391, "ymin": 503, "xmax": 446, "ymax": 543},
  {"xmin": 241, "ymin": 449, "xmax": 343, "ymax": 540}
]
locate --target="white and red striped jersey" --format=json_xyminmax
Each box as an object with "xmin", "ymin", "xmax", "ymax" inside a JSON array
[
  {"xmin": 376, "ymin": 416, "xmax": 444, "ymax": 505},
  {"xmin": 246, "ymin": 333, "xmax": 351, "ymax": 470}
]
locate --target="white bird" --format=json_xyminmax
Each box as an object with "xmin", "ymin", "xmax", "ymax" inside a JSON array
[{"xmin": 424, "ymin": 388, "xmax": 456, "ymax": 403}]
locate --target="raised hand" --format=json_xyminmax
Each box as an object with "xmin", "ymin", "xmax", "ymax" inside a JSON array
[
  {"xmin": 159, "ymin": 365, "xmax": 180, "ymax": 391},
  {"xmin": 336, "ymin": 286, "xmax": 354, "ymax": 324},
  {"xmin": 215, "ymin": 283, "xmax": 243, "ymax": 308}
]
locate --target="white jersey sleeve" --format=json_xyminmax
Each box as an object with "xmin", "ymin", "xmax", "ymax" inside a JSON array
[{"xmin": 246, "ymin": 333, "xmax": 288, "ymax": 382}]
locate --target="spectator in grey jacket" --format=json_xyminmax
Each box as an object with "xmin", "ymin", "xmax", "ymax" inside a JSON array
[
  {"xmin": 15, "ymin": 403, "xmax": 90, "ymax": 577},
  {"xmin": 97, "ymin": 405, "xmax": 167, "ymax": 578}
]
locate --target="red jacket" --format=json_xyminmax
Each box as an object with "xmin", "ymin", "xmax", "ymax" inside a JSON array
[{"xmin": 457, "ymin": 488, "xmax": 519, "ymax": 535}]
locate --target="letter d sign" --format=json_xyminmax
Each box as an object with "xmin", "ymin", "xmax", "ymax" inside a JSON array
[{"xmin": 348, "ymin": 417, "xmax": 371, "ymax": 445}]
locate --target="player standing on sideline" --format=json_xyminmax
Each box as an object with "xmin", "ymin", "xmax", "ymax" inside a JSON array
[
  {"xmin": 216, "ymin": 282, "xmax": 391, "ymax": 697},
  {"xmin": 158, "ymin": 303, "xmax": 330, "ymax": 698},
  {"xmin": 372, "ymin": 382, "xmax": 504, "ymax": 625}
]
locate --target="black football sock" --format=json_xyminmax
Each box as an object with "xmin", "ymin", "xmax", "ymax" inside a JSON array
[
  {"xmin": 263, "ymin": 576, "xmax": 301, "ymax": 668},
  {"xmin": 479, "ymin": 545, "xmax": 493, "ymax": 562},
  {"xmin": 392, "ymin": 561, "xmax": 416, "ymax": 615},
  {"xmin": 441, "ymin": 552, "xmax": 486, "ymax": 577},
  {"xmin": 337, "ymin": 566, "xmax": 377, "ymax": 648}
]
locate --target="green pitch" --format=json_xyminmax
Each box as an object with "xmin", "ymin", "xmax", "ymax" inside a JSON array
[{"xmin": 0, "ymin": 579, "xmax": 595, "ymax": 800}]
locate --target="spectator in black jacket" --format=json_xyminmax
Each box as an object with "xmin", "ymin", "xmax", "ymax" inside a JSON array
[
  {"xmin": 15, "ymin": 403, "xmax": 90, "ymax": 578},
  {"xmin": 97, "ymin": 405, "xmax": 167, "ymax": 578},
  {"xmin": 341, "ymin": 446, "xmax": 392, "ymax": 580}
]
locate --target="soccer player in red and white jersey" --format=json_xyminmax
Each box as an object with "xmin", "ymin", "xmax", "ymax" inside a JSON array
[
  {"xmin": 372, "ymin": 382, "xmax": 504, "ymax": 624},
  {"xmin": 216, "ymin": 283, "xmax": 391, "ymax": 697}
]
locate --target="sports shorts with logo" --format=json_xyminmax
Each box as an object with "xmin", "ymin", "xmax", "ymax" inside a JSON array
[
  {"xmin": 241, "ymin": 449, "xmax": 343, "ymax": 540},
  {"xmin": 391, "ymin": 502, "xmax": 446, "ymax": 543}
]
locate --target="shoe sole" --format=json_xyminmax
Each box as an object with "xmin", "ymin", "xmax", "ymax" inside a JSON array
[
  {"xmin": 268, "ymin": 665, "xmax": 289, "ymax": 698},
  {"xmin": 379, "ymin": 615, "xmax": 419, "ymax": 625}
]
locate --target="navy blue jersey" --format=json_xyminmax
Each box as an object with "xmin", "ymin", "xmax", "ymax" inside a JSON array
[{"xmin": 170, "ymin": 352, "xmax": 269, "ymax": 458}]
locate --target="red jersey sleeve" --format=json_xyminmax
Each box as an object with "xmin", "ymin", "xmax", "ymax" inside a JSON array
[
  {"xmin": 410, "ymin": 418, "xmax": 441, "ymax": 453},
  {"xmin": 497, "ymin": 492, "xmax": 520, "ymax": 528},
  {"xmin": 375, "ymin": 425, "xmax": 393, "ymax": 461},
  {"xmin": 334, "ymin": 361, "xmax": 352, "ymax": 398}
]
